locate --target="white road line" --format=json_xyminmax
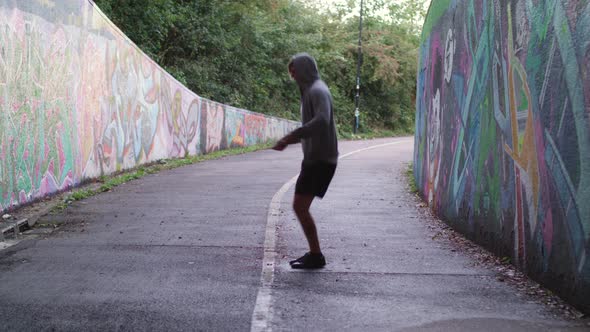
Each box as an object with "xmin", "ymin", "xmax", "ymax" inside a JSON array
[
  {"xmin": 250, "ymin": 174, "xmax": 297, "ymax": 332},
  {"xmin": 338, "ymin": 139, "xmax": 413, "ymax": 159},
  {"xmin": 250, "ymin": 138, "xmax": 412, "ymax": 332}
]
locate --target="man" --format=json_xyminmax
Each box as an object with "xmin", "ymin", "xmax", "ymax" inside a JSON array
[{"xmin": 272, "ymin": 53, "xmax": 339, "ymax": 269}]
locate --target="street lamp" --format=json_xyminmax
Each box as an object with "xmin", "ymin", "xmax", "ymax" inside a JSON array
[{"xmin": 353, "ymin": 0, "xmax": 363, "ymax": 134}]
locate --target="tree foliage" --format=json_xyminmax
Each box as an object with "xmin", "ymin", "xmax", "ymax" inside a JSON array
[{"xmin": 94, "ymin": 0, "xmax": 426, "ymax": 134}]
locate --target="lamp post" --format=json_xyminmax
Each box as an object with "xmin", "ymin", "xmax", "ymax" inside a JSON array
[{"xmin": 353, "ymin": 0, "xmax": 363, "ymax": 134}]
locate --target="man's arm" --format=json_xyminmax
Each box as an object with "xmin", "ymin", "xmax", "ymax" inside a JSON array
[
  {"xmin": 272, "ymin": 87, "xmax": 331, "ymax": 151},
  {"xmin": 289, "ymin": 88, "xmax": 331, "ymax": 140},
  {"xmin": 271, "ymin": 132, "xmax": 300, "ymax": 151}
]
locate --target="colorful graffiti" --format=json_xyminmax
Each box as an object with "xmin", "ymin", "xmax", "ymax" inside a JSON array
[
  {"xmin": 0, "ymin": 0, "xmax": 298, "ymax": 212},
  {"xmin": 414, "ymin": 0, "xmax": 590, "ymax": 312}
]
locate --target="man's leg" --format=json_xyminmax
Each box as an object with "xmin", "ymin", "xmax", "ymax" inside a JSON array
[{"xmin": 293, "ymin": 193, "xmax": 321, "ymax": 254}]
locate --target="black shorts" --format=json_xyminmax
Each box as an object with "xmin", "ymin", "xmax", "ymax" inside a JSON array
[{"xmin": 295, "ymin": 161, "xmax": 337, "ymax": 198}]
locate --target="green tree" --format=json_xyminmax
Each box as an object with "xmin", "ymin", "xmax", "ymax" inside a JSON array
[{"xmin": 93, "ymin": 0, "xmax": 426, "ymax": 135}]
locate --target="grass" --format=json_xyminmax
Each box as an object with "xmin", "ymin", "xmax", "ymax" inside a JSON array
[
  {"xmin": 50, "ymin": 130, "xmax": 416, "ymax": 213},
  {"xmin": 34, "ymin": 221, "xmax": 64, "ymax": 228},
  {"xmin": 51, "ymin": 142, "xmax": 274, "ymax": 212},
  {"xmin": 405, "ymin": 162, "xmax": 419, "ymax": 194}
]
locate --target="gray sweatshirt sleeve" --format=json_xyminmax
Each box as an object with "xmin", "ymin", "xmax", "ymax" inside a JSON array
[{"xmin": 291, "ymin": 88, "xmax": 331, "ymax": 139}]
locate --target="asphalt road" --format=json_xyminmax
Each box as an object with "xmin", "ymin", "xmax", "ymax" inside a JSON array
[{"xmin": 0, "ymin": 137, "xmax": 586, "ymax": 331}]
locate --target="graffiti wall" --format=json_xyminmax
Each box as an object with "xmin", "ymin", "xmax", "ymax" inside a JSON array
[
  {"xmin": 414, "ymin": 0, "xmax": 590, "ymax": 311},
  {"xmin": 0, "ymin": 0, "xmax": 299, "ymax": 213}
]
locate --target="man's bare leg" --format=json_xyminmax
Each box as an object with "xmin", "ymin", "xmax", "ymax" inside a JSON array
[{"xmin": 293, "ymin": 193, "xmax": 321, "ymax": 254}]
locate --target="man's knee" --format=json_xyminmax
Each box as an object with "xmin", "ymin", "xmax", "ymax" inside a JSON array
[
  {"xmin": 293, "ymin": 201, "xmax": 308, "ymax": 217},
  {"xmin": 293, "ymin": 196, "xmax": 312, "ymax": 217}
]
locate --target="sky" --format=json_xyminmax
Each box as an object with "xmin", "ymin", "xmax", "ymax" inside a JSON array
[{"xmin": 302, "ymin": 0, "xmax": 430, "ymax": 24}]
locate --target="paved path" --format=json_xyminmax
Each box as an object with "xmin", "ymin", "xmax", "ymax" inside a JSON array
[{"xmin": 0, "ymin": 137, "xmax": 586, "ymax": 331}]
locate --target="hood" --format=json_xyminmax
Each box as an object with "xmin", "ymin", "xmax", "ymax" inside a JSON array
[{"xmin": 289, "ymin": 53, "xmax": 320, "ymax": 89}]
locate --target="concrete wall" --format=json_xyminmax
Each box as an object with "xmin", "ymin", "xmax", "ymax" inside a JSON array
[
  {"xmin": 0, "ymin": 0, "xmax": 299, "ymax": 213},
  {"xmin": 414, "ymin": 1, "xmax": 590, "ymax": 311}
]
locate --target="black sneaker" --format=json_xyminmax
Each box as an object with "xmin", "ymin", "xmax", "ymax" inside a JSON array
[{"xmin": 289, "ymin": 252, "xmax": 326, "ymax": 269}]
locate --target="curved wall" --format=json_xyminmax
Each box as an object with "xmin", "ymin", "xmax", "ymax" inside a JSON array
[
  {"xmin": 0, "ymin": 0, "xmax": 298, "ymax": 212},
  {"xmin": 414, "ymin": 1, "xmax": 590, "ymax": 311}
]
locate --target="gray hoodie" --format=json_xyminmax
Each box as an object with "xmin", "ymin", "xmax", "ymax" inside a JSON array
[{"xmin": 289, "ymin": 53, "xmax": 339, "ymax": 164}]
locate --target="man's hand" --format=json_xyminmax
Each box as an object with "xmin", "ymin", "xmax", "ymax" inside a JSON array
[
  {"xmin": 272, "ymin": 139, "xmax": 288, "ymax": 151},
  {"xmin": 272, "ymin": 134, "xmax": 298, "ymax": 151}
]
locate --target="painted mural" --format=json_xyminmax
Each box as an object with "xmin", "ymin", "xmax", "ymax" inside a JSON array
[
  {"xmin": 414, "ymin": 0, "xmax": 590, "ymax": 312},
  {"xmin": 0, "ymin": 0, "xmax": 299, "ymax": 213}
]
